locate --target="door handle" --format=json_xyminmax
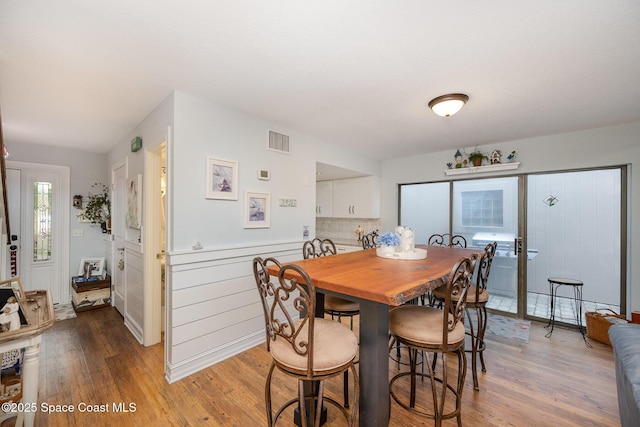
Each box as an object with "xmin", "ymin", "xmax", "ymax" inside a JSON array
[{"xmin": 514, "ymin": 237, "xmax": 523, "ymax": 255}]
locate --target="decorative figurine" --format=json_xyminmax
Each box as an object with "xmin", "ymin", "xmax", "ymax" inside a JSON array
[
  {"xmin": 454, "ymin": 149, "xmax": 463, "ymax": 168},
  {"xmin": 507, "ymin": 150, "xmax": 517, "ymax": 162},
  {"xmin": 491, "ymin": 150, "xmax": 502, "ymax": 165}
]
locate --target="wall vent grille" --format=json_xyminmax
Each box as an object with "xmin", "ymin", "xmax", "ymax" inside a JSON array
[{"xmin": 268, "ymin": 131, "xmax": 290, "ymax": 154}]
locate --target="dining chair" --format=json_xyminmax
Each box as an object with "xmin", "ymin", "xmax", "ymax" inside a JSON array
[
  {"xmin": 303, "ymin": 237, "xmax": 337, "ymax": 259},
  {"xmin": 302, "ymin": 238, "xmax": 359, "ymax": 409},
  {"xmin": 427, "ymin": 233, "xmax": 467, "ymax": 248},
  {"xmin": 361, "ymin": 230, "xmax": 379, "ymax": 249},
  {"xmin": 432, "ymin": 241, "xmax": 496, "ymax": 391},
  {"xmin": 422, "ymin": 234, "xmax": 468, "ymax": 307},
  {"xmin": 253, "ymin": 256, "xmax": 359, "ymax": 426},
  {"xmin": 389, "ymin": 255, "xmax": 476, "ymax": 426}
]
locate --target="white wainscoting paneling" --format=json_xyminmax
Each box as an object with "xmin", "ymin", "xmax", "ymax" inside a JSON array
[
  {"xmin": 124, "ymin": 244, "xmax": 144, "ymax": 343},
  {"xmin": 164, "ymin": 241, "xmax": 303, "ymax": 383}
]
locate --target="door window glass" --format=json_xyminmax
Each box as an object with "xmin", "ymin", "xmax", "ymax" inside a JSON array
[{"xmin": 33, "ymin": 181, "xmax": 52, "ymax": 262}]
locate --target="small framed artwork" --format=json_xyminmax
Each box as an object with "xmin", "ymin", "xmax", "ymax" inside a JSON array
[
  {"xmin": 206, "ymin": 157, "xmax": 238, "ymax": 200},
  {"xmin": 0, "ymin": 287, "xmax": 29, "ymax": 332},
  {"xmin": 0, "ymin": 277, "xmax": 26, "ymax": 302},
  {"xmin": 244, "ymin": 192, "xmax": 270, "ymax": 228},
  {"xmin": 78, "ymin": 257, "xmax": 106, "ymax": 277},
  {"xmin": 126, "ymin": 174, "xmax": 142, "ymax": 229}
]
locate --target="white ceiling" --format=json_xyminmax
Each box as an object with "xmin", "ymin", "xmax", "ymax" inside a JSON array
[{"xmin": 1, "ymin": 1, "xmax": 639, "ymax": 161}]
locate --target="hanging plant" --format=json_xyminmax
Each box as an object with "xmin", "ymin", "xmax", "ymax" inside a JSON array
[{"xmin": 78, "ymin": 182, "xmax": 111, "ymax": 225}]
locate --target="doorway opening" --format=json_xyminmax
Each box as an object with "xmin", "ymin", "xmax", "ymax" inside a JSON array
[{"xmin": 142, "ymin": 142, "xmax": 166, "ymax": 347}]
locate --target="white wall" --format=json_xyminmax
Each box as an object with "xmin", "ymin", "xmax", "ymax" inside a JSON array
[
  {"xmin": 106, "ymin": 92, "xmax": 175, "ymax": 343},
  {"xmin": 107, "ymin": 92, "xmax": 175, "ymax": 245},
  {"xmin": 381, "ymin": 121, "xmax": 640, "ymax": 314},
  {"xmin": 171, "ymin": 92, "xmax": 317, "ymax": 251},
  {"xmin": 144, "ymin": 91, "xmax": 381, "ymax": 382}
]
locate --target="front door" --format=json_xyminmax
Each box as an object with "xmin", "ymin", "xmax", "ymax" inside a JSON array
[{"xmin": 7, "ymin": 161, "xmax": 70, "ymax": 304}]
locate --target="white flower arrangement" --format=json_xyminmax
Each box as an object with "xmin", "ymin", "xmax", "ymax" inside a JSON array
[{"xmin": 378, "ymin": 232, "xmax": 401, "ymax": 247}]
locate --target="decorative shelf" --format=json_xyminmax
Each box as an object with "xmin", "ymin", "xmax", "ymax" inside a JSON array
[{"xmin": 444, "ymin": 162, "xmax": 520, "ymax": 176}]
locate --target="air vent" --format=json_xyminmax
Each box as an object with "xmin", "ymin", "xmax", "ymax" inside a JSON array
[{"xmin": 268, "ymin": 131, "xmax": 290, "ymax": 154}]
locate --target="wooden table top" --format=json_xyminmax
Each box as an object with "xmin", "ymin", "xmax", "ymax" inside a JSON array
[{"xmin": 276, "ymin": 245, "xmax": 481, "ymax": 306}]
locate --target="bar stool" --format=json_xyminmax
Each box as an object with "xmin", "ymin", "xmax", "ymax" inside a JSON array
[{"xmin": 545, "ymin": 277, "xmax": 591, "ymax": 347}]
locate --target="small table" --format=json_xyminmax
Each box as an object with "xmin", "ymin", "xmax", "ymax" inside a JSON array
[
  {"xmin": 545, "ymin": 277, "xmax": 590, "ymax": 346},
  {"xmin": 0, "ymin": 290, "xmax": 55, "ymax": 427}
]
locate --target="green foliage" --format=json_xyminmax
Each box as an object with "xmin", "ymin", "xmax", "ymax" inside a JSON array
[
  {"xmin": 467, "ymin": 150, "xmax": 488, "ymax": 162},
  {"xmin": 79, "ymin": 182, "xmax": 111, "ymax": 224}
]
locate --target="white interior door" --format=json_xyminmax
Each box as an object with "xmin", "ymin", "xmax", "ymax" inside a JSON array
[
  {"xmin": 112, "ymin": 160, "xmax": 127, "ymax": 315},
  {"xmin": 7, "ymin": 161, "xmax": 70, "ymax": 304}
]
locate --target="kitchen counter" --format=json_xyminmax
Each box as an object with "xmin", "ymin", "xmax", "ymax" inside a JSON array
[{"xmin": 333, "ymin": 239, "xmax": 362, "ymax": 247}]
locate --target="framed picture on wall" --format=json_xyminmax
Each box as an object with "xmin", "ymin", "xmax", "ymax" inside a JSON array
[
  {"xmin": 244, "ymin": 192, "xmax": 270, "ymax": 228},
  {"xmin": 206, "ymin": 157, "xmax": 238, "ymax": 200},
  {"xmin": 126, "ymin": 174, "xmax": 142, "ymax": 229}
]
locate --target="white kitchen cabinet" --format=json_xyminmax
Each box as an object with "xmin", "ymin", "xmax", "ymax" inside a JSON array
[
  {"xmin": 332, "ymin": 176, "xmax": 380, "ymax": 218},
  {"xmin": 316, "ymin": 181, "xmax": 333, "ymax": 217}
]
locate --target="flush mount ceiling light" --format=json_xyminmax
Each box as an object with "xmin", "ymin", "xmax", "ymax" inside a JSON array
[{"xmin": 428, "ymin": 93, "xmax": 469, "ymax": 117}]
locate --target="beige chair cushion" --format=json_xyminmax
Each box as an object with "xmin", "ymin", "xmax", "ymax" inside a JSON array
[
  {"xmin": 432, "ymin": 284, "xmax": 488, "ymax": 304},
  {"xmin": 390, "ymin": 305, "xmax": 465, "ymax": 347},
  {"xmin": 271, "ymin": 318, "xmax": 358, "ymax": 374},
  {"xmin": 324, "ymin": 295, "xmax": 360, "ymax": 313}
]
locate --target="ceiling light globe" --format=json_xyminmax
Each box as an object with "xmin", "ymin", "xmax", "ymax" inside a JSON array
[{"xmin": 428, "ymin": 94, "xmax": 469, "ymax": 117}]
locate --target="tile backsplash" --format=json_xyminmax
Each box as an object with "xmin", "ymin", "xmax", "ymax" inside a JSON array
[{"xmin": 316, "ymin": 218, "xmax": 381, "ymax": 245}]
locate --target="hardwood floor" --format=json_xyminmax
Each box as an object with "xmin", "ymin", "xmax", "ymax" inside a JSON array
[{"xmin": 27, "ymin": 307, "xmax": 619, "ymax": 426}]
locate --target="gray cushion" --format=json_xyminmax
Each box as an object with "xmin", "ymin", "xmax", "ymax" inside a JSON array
[{"xmin": 609, "ymin": 323, "xmax": 640, "ymax": 427}]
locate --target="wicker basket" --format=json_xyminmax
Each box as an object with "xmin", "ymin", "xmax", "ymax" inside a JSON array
[{"xmin": 585, "ymin": 308, "xmax": 627, "ymax": 345}]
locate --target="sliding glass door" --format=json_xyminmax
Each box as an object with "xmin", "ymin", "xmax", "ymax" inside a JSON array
[
  {"xmin": 398, "ymin": 166, "xmax": 625, "ymax": 321},
  {"xmin": 526, "ymin": 168, "xmax": 623, "ymax": 324},
  {"xmin": 399, "ymin": 182, "xmax": 449, "ymax": 244},
  {"xmin": 452, "ymin": 177, "xmax": 520, "ymax": 314},
  {"xmin": 399, "ymin": 177, "xmax": 521, "ymax": 315}
]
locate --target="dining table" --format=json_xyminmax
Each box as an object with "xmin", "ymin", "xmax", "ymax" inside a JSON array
[{"xmin": 273, "ymin": 244, "xmax": 481, "ymax": 427}]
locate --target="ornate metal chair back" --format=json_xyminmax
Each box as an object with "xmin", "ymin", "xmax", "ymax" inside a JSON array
[
  {"xmin": 440, "ymin": 255, "xmax": 476, "ymax": 346},
  {"xmin": 475, "ymin": 241, "xmax": 497, "ymax": 298},
  {"xmin": 252, "ymin": 256, "xmax": 317, "ymax": 377},
  {"xmin": 361, "ymin": 230, "xmax": 379, "ymax": 249},
  {"xmin": 450, "ymin": 234, "xmax": 467, "ymax": 248},
  {"xmin": 428, "ymin": 233, "xmax": 467, "ymax": 248},
  {"xmin": 302, "ymin": 238, "xmax": 337, "ymax": 259}
]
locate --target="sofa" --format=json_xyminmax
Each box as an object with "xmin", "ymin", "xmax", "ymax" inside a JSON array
[{"xmin": 609, "ymin": 323, "xmax": 640, "ymax": 426}]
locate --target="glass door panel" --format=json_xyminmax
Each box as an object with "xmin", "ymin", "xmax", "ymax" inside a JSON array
[
  {"xmin": 453, "ymin": 177, "xmax": 519, "ymax": 314},
  {"xmin": 526, "ymin": 169, "xmax": 622, "ymax": 324},
  {"xmin": 399, "ymin": 182, "xmax": 449, "ymax": 244}
]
